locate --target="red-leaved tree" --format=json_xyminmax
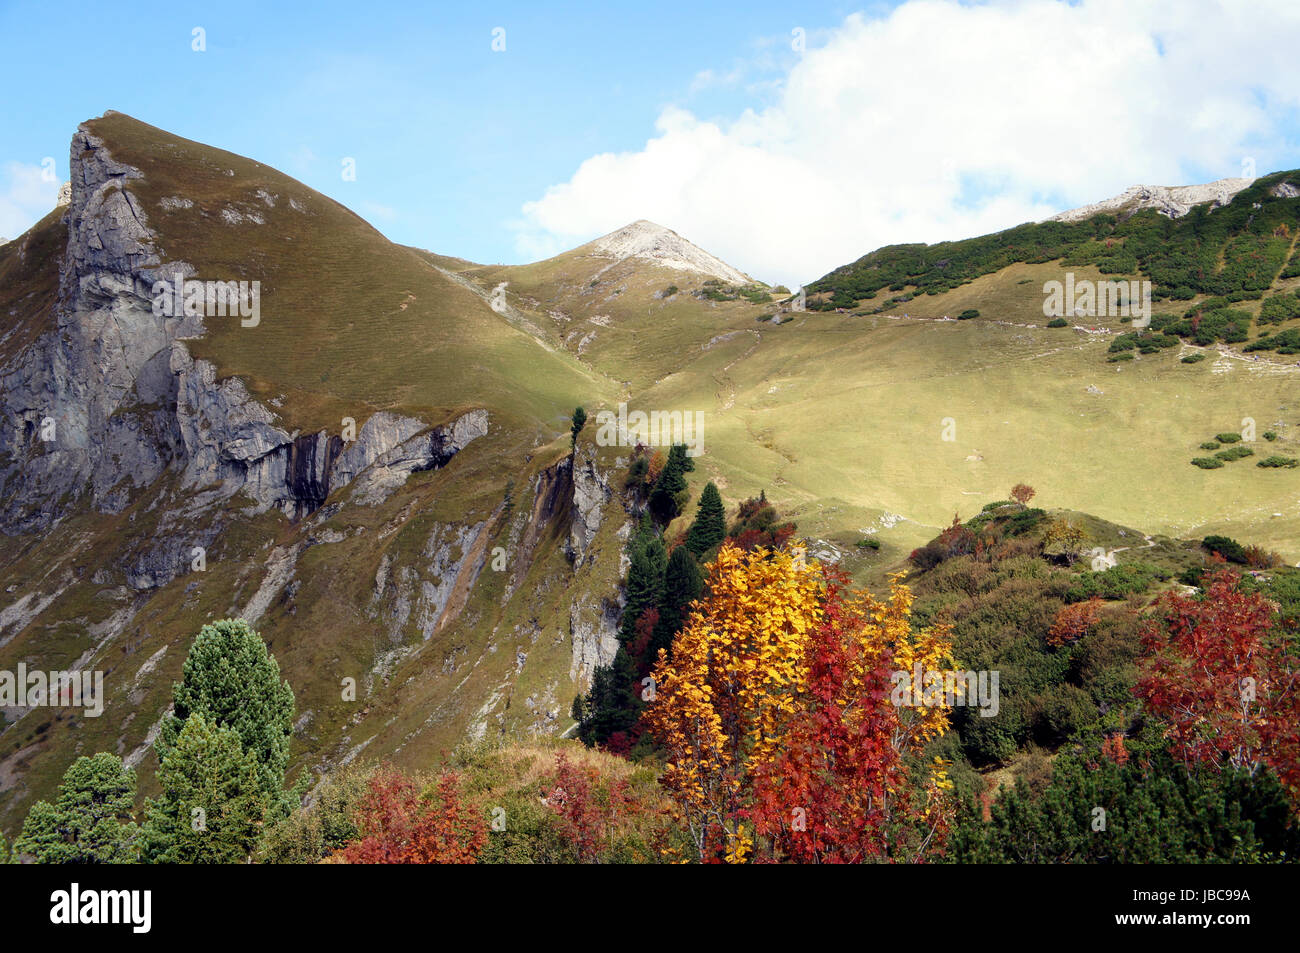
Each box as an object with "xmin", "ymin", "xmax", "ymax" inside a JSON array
[
  {"xmin": 744, "ymin": 569, "xmax": 955, "ymax": 863},
  {"xmin": 1135, "ymin": 570, "xmax": 1300, "ymax": 806},
  {"xmin": 541, "ymin": 752, "xmax": 631, "ymax": 863},
  {"xmin": 341, "ymin": 765, "xmax": 486, "ymax": 864}
]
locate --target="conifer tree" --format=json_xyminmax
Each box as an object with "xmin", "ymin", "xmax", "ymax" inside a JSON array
[
  {"xmin": 141, "ymin": 713, "xmax": 266, "ymax": 864},
  {"xmin": 619, "ymin": 529, "xmax": 666, "ymax": 643},
  {"xmin": 652, "ymin": 545, "xmax": 704, "ymax": 658},
  {"xmin": 159, "ymin": 618, "xmax": 296, "ymax": 813},
  {"xmin": 685, "ymin": 482, "xmax": 726, "ymax": 558},
  {"xmin": 649, "ymin": 444, "xmax": 694, "ymax": 523},
  {"xmin": 14, "ymin": 753, "xmax": 139, "ymax": 863}
]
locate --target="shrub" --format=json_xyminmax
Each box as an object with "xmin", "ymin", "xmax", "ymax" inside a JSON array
[
  {"xmin": 1047, "ymin": 598, "xmax": 1104, "ymax": 647},
  {"xmin": 1214, "ymin": 446, "xmax": 1254, "ymax": 462},
  {"xmin": 1257, "ymin": 455, "xmax": 1300, "ymax": 468},
  {"xmin": 1215, "ymin": 432, "xmax": 1243, "ymax": 444},
  {"xmin": 1064, "ymin": 564, "xmax": 1162, "ymax": 602},
  {"xmin": 1199, "ymin": 441, "xmax": 1220, "ymax": 450},
  {"xmin": 958, "ymin": 309, "xmax": 980, "ymax": 320},
  {"xmin": 1181, "ymin": 352, "xmax": 1207, "ymax": 363},
  {"xmin": 1047, "ymin": 317, "xmax": 1068, "ymax": 328},
  {"xmin": 1202, "ymin": 535, "xmax": 1248, "ymax": 565},
  {"xmin": 1191, "ymin": 457, "xmax": 1224, "ymax": 469},
  {"xmin": 1258, "ymin": 290, "xmax": 1300, "ymax": 325}
]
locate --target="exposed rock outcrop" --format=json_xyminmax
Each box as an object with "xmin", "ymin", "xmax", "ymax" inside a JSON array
[
  {"xmin": 1048, "ymin": 177, "xmax": 1254, "ymax": 223},
  {"xmin": 567, "ymin": 447, "xmax": 612, "ymax": 568}
]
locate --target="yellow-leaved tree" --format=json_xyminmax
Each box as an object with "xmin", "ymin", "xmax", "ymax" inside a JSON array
[{"xmin": 646, "ymin": 542, "xmax": 957, "ymax": 863}]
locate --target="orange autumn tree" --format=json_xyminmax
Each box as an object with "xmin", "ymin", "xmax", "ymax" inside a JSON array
[
  {"xmin": 1047, "ymin": 597, "xmax": 1104, "ymax": 647},
  {"xmin": 645, "ymin": 542, "xmax": 957, "ymax": 863}
]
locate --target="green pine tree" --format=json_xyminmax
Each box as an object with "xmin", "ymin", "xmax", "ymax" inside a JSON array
[
  {"xmin": 13, "ymin": 752, "xmax": 139, "ymax": 863},
  {"xmin": 575, "ymin": 648, "xmax": 640, "ymax": 747},
  {"xmin": 652, "ymin": 545, "xmax": 704, "ymax": 658},
  {"xmin": 570, "ymin": 406, "xmax": 588, "ymax": 449},
  {"xmin": 648, "ymin": 444, "xmax": 694, "ymax": 523},
  {"xmin": 685, "ymin": 481, "xmax": 726, "ymax": 558},
  {"xmin": 619, "ymin": 530, "xmax": 666, "ymax": 644},
  {"xmin": 141, "ymin": 712, "xmax": 267, "ymax": 864},
  {"xmin": 159, "ymin": 618, "xmax": 297, "ymax": 814}
]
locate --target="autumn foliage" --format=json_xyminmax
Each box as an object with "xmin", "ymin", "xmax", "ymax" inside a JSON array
[
  {"xmin": 1010, "ymin": 483, "xmax": 1036, "ymax": 505},
  {"xmin": 645, "ymin": 542, "xmax": 957, "ymax": 862},
  {"xmin": 1135, "ymin": 570, "xmax": 1300, "ymax": 806},
  {"xmin": 1047, "ymin": 597, "xmax": 1104, "ymax": 647},
  {"xmin": 339, "ymin": 765, "xmax": 486, "ymax": 864},
  {"xmin": 541, "ymin": 752, "xmax": 633, "ymax": 863}
]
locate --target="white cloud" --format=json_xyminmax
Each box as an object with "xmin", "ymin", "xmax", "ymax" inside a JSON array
[
  {"xmin": 0, "ymin": 161, "xmax": 61, "ymax": 243},
  {"xmin": 515, "ymin": 0, "xmax": 1300, "ymax": 288}
]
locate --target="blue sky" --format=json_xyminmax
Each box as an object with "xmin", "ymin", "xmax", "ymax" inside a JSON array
[{"xmin": 4, "ymin": 0, "xmax": 1300, "ymax": 287}]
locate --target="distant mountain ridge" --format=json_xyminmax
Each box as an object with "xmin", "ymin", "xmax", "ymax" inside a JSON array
[{"xmin": 1047, "ymin": 177, "xmax": 1256, "ymax": 223}]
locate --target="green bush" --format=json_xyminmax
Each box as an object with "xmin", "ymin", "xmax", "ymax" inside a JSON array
[
  {"xmin": 1214, "ymin": 446, "xmax": 1254, "ymax": 461},
  {"xmin": 1214, "ymin": 432, "xmax": 1243, "ymax": 443},
  {"xmin": 1258, "ymin": 290, "xmax": 1300, "ymax": 325},
  {"xmin": 1191, "ymin": 457, "xmax": 1224, "ymax": 469},
  {"xmin": 1180, "ymin": 352, "xmax": 1207, "ymax": 363},
  {"xmin": 1063, "ymin": 563, "xmax": 1162, "ymax": 602},
  {"xmin": 958, "ymin": 309, "xmax": 980, "ymax": 320},
  {"xmin": 1202, "ymin": 535, "xmax": 1248, "ymax": 564},
  {"xmin": 1257, "ymin": 455, "xmax": 1300, "ymax": 468},
  {"xmin": 1047, "ymin": 317, "xmax": 1068, "ymax": 328},
  {"xmin": 1199, "ymin": 441, "xmax": 1220, "ymax": 450}
]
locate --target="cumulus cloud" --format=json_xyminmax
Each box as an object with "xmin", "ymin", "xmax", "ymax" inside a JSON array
[
  {"xmin": 0, "ymin": 160, "xmax": 61, "ymax": 243},
  {"xmin": 514, "ymin": 0, "xmax": 1300, "ymax": 287}
]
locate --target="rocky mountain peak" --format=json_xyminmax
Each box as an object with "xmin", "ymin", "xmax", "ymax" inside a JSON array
[{"xmin": 589, "ymin": 219, "xmax": 752, "ymax": 285}]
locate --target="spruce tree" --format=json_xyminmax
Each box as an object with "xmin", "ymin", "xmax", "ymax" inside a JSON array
[
  {"xmin": 685, "ymin": 481, "xmax": 726, "ymax": 558},
  {"xmin": 652, "ymin": 545, "xmax": 704, "ymax": 658},
  {"xmin": 648, "ymin": 444, "xmax": 694, "ymax": 523},
  {"xmin": 576, "ymin": 648, "xmax": 639, "ymax": 747},
  {"xmin": 619, "ymin": 529, "xmax": 666, "ymax": 644},
  {"xmin": 141, "ymin": 713, "xmax": 266, "ymax": 864},
  {"xmin": 570, "ymin": 406, "xmax": 587, "ymax": 449}
]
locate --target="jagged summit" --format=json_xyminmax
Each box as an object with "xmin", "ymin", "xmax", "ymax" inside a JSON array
[
  {"xmin": 1047, "ymin": 177, "xmax": 1255, "ymax": 223},
  {"xmin": 586, "ymin": 219, "xmax": 753, "ymax": 285}
]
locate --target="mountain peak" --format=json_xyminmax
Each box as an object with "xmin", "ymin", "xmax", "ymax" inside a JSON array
[
  {"xmin": 1047, "ymin": 177, "xmax": 1255, "ymax": 223},
  {"xmin": 587, "ymin": 220, "xmax": 752, "ymax": 285}
]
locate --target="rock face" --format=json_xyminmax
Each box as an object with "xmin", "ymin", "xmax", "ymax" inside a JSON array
[
  {"xmin": 567, "ymin": 447, "xmax": 612, "ymax": 568},
  {"xmin": 1048, "ymin": 178, "xmax": 1255, "ymax": 223},
  {"xmin": 0, "ymin": 126, "xmax": 191, "ymax": 531},
  {"xmin": 588, "ymin": 220, "xmax": 753, "ymax": 285},
  {"xmin": 0, "ymin": 122, "xmax": 488, "ymax": 537}
]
